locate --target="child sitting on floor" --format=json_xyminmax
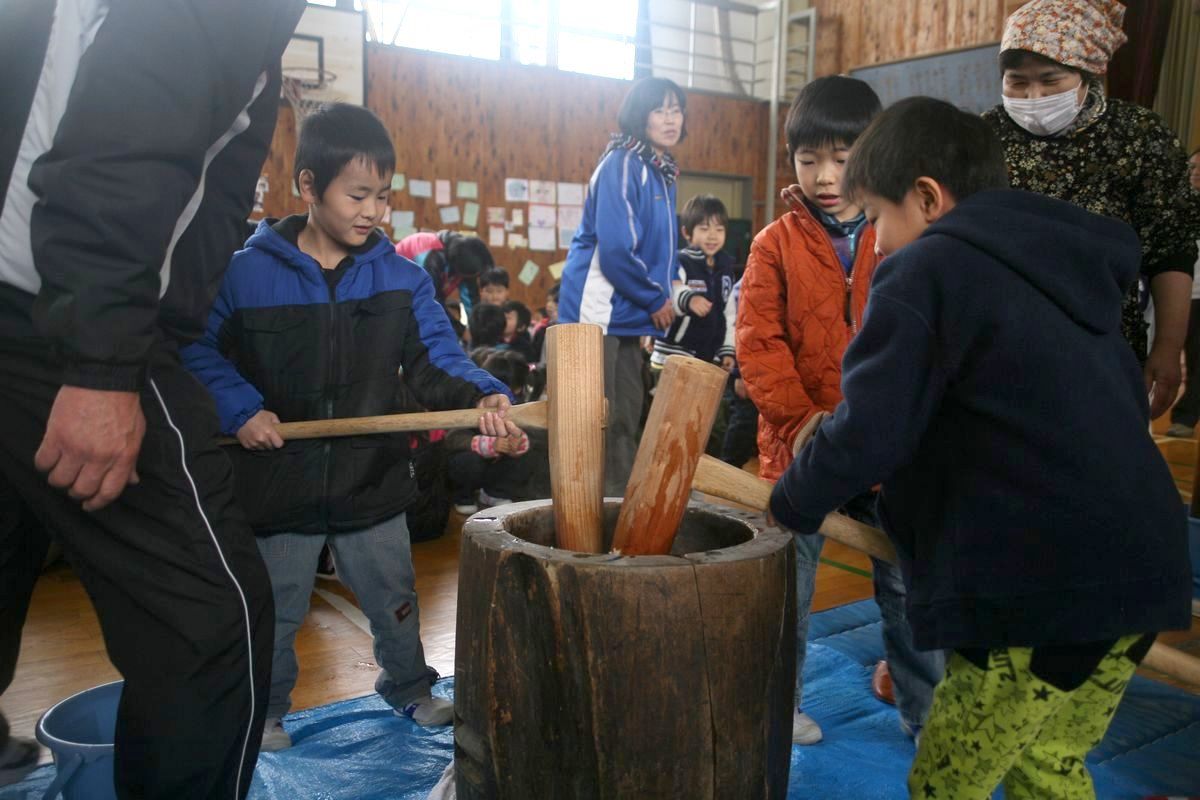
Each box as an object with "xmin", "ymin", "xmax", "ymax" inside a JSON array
[{"xmin": 445, "ymin": 350, "xmax": 534, "ymax": 513}]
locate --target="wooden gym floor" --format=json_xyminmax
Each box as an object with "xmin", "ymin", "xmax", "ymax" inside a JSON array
[{"xmin": 2, "ymin": 455, "xmax": 1198, "ymax": 763}]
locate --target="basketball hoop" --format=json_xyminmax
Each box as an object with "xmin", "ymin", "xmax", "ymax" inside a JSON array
[{"xmin": 281, "ymin": 66, "xmax": 337, "ymax": 125}]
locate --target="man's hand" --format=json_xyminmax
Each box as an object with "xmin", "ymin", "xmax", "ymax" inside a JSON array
[
  {"xmin": 650, "ymin": 298, "xmax": 675, "ymax": 331},
  {"xmin": 1145, "ymin": 344, "xmax": 1183, "ymax": 420},
  {"xmin": 720, "ymin": 355, "xmax": 735, "ymax": 373},
  {"xmin": 34, "ymin": 386, "xmax": 145, "ymax": 512},
  {"xmin": 688, "ymin": 295, "xmax": 713, "ymax": 317},
  {"xmin": 734, "ymin": 377, "xmax": 748, "ymax": 399}
]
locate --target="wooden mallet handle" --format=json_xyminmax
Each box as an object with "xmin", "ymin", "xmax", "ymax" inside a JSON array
[
  {"xmin": 611, "ymin": 355, "xmax": 729, "ymax": 556},
  {"xmin": 546, "ymin": 323, "xmax": 606, "ymax": 553},
  {"xmin": 217, "ymin": 400, "xmax": 548, "ymax": 445},
  {"xmin": 691, "ymin": 454, "xmax": 896, "ymax": 563},
  {"xmin": 691, "ymin": 454, "xmax": 1200, "ymax": 692}
]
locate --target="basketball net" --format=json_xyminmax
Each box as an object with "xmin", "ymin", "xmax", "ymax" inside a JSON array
[{"xmin": 281, "ymin": 70, "xmax": 330, "ymax": 126}]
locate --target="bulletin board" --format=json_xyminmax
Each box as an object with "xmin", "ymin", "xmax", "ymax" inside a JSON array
[{"xmin": 849, "ymin": 42, "xmax": 1002, "ymax": 114}]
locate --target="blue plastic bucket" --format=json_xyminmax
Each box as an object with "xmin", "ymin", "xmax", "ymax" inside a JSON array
[{"xmin": 34, "ymin": 680, "xmax": 122, "ymax": 800}]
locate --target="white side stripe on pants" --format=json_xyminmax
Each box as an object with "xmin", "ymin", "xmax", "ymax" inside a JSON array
[{"xmin": 149, "ymin": 378, "xmax": 256, "ymax": 799}]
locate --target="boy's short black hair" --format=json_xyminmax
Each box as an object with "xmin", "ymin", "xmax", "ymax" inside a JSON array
[
  {"xmin": 469, "ymin": 303, "xmax": 507, "ymax": 348},
  {"xmin": 784, "ymin": 76, "xmax": 881, "ymax": 157},
  {"xmin": 479, "ymin": 267, "xmax": 510, "ymax": 290},
  {"xmin": 445, "ymin": 234, "xmax": 493, "ymax": 278},
  {"xmin": 294, "ymin": 103, "xmax": 395, "ymax": 198},
  {"xmin": 618, "ymin": 77, "xmax": 688, "ymax": 145},
  {"xmin": 502, "ymin": 300, "xmax": 531, "ymax": 330},
  {"xmin": 843, "ymin": 96, "xmax": 1010, "ymax": 205},
  {"xmin": 680, "ymin": 195, "xmax": 729, "ymax": 236},
  {"xmin": 547, "ymin": 282, "xmax": 560, "ymax": 303},
  {"xmin": 999, "ymin": 49, "xmax": 1094, "ymax": 83},
  {"xmin": 481, "ymin": 350, "xmax": 530, "ymax": 398}
]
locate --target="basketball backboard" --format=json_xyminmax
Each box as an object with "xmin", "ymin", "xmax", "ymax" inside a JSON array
[{"xmin": 281, "ymin": 5, "xmax": 366, "ymax": 106}]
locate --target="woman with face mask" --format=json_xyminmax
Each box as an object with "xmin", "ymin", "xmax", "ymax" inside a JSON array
[{"xmin": 982, "ymin": 0, "xmax": 1200, "ymax": 420}]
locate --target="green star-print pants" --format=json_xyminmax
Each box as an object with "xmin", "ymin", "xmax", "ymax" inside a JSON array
[{"xmin": 909, "ymin": 634, "xmax": 1149, "ymax": 799}]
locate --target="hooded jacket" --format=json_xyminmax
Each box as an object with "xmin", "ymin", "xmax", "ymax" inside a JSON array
[
  {"xmin": 558, "ymin": 148, "xmax": 678, "ymax": 337},
  {"xmin": 651, "ymin": 247, "xmax": 737, "ymax": 366},
  {"xmin": 771, "ymin": 190, "xmax": 1191, "ymax": 650},
  {"xmin": 736, "ymin": 201, "xmax": 878, "ymax": 481},
  {"xmin": 182, "ymin": 217, "xmax": 510, "ymax": 534}
]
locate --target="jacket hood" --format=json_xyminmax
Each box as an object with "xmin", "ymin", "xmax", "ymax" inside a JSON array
[
  {"xmin": 246, "ymin": 216, "xmax": 395, "ymax": 275},
  {"xmin": 924, "ymin": 190, "xmax": 1141, "ymax": 334}
]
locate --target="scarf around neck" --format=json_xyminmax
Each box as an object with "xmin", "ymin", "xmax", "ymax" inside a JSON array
[
  {"xmin": 603, "ymin": 133, "xmax": 679, "ymax": 186},
  {"xmin": 1058, "ymin": 78, "xmax": 1108, "ymax": 137}
]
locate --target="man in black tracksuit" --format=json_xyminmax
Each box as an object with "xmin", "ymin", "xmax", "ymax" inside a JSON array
[{"xmin": 0, "ymin": 1, "xmax": 303, "ymax": 797}]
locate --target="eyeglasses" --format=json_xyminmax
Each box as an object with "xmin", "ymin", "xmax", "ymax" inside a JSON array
[{"xmin": 651, "ymin": 106, "xmax": 684, "ymax": 119}]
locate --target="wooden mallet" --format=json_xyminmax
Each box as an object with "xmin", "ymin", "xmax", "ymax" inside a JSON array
[
  {"xmin": 216, "ymin": 401, "xmax": 550, "ymax": 446},
  {"xmin": 545, "ymin": 323, "xmax": 606, "ymax": 553},
  {"xmin": 610, "ymin": 355, "xmax": 730, "ymax": 555},
  {"xmin": 690, "ymin": 453, "xmax": 1200, "ymax": 692}
]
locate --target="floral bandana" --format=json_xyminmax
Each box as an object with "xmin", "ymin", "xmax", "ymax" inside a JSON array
[{"xmin": 1001, "ymin": 0, "xmax": 1128, "ymax": 76}]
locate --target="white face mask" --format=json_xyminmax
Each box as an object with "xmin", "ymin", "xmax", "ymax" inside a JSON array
[{"xmin": 1002, "ymin": 89, "xmax": 1084, "ymax": 137}]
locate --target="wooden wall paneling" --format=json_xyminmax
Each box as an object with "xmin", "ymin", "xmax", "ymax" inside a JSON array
[
  {"xmin": 812, "ymin": 0, "xmax": 1005, "ymax": 75},
  {"xmin": 257, "ymin": 44, "xmax": 770, "ymax": 309}
]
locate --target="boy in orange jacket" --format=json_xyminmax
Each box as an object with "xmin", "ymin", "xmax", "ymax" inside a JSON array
[{"xmin": 736, "ymin": 76, "xmax": 943, "ymax": 745}]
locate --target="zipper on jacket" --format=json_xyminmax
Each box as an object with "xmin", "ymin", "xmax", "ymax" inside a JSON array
[
  {"xmin": 844, "ymin": 273, "xmax": 857, "ymax": 335},
  {"xmin": 319, "ymin": 279, "xmax": 337, "ymax": 531}
]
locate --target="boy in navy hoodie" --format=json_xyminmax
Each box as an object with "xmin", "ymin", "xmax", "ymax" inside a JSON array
[
  {"xmin": 770, "ymin": 97, "xmax": 1190, "ymax": 798},
  {"xmin": 183, "ymin": 104, "xmax": 516, "ymax": 752},
  {"xmin": 651, "ymin": 194, "xmax": 737, "ymax": 371}
]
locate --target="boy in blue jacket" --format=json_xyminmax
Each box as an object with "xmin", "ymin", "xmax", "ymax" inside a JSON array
[
  {"xmin": 770, "ymin": 97, "xmax": 1190, "ymax": 798},
  {"xmin": 183, "ymin": 104, "xmax": 516, "ymax": 751}
]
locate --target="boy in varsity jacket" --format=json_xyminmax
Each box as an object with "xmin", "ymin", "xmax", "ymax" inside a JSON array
[{"xmin": 651, "ymin": 194, "xmax": 737, "ymax": 370}]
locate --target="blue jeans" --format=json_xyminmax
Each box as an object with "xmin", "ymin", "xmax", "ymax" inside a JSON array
[
  {"xmin": 256, "ymin": 513, "xmax": 433, "ymax": 718},
  {"xmin": 794, "ymin": 502, "xmax": 945, "ymax": 735}
]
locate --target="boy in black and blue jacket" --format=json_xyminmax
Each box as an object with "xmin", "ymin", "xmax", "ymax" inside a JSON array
[
  {"xmin": 183, "ymin": 104, "xmax": 517, "ymax": 751},
  {"xmin": 651, "ymin": 195, "xmax": 737, "ymax": 370},
  {"xmin": 770, "ymin": 97, "xmax": 1190, "ymax": 798}
]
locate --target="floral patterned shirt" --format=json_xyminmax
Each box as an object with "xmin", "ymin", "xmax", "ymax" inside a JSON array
[{"xmin": 983, "ymin": 97, "xmax": 1199, "ymax": 357}]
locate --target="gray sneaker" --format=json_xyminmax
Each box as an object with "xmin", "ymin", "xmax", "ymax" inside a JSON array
[
  {"xmin": 1166, "ymin": 423, "xmax": 1195, "ymax": 438},
  {"xmin": 260, "ymin": 718, "xmax": 292, "ymax": 752}
]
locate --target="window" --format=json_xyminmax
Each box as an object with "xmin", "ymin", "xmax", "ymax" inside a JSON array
[
  {"xmin": 357, "ymin": 0, "xmax": 502, "ymax": 61},
  {"xmin": 344, "ymin": 0, "xmax": 639, "ymax": 80},
  {"xmin": 558, "ymin": 1, "xmax": 638, "ymax": 80}
]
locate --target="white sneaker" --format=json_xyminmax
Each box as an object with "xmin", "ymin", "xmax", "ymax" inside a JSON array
[
  {"xmin": 792, "ymin": 710, "xmax": 823, "ymax": 745},
  {"xmin": 453, "ymin": 502, "xmax": 479, "ymax": 515},
  {"xmin": 478, "ymin": 489, "xmax": 511, "ymax": 508},
  {"xmin": 260, "ymin": 718, "xmax": 292, "ymax": 752},
  {"xmin": 397, "ymin": 695, "xmax": 454, "ymax": 727}
]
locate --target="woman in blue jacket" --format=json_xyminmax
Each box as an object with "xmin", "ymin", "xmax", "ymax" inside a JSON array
[{"xmin": 558, "ymin": 77, "xmax": 685, "ymax": 496}]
